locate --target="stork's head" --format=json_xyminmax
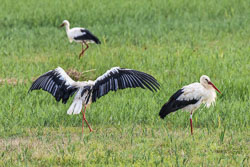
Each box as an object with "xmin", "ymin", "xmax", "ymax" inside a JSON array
[
  {"xmin": 200, "ymin": 75, "xmax": 221, "ymax": 93},
  {"xmin": 60, "ymin": 20, "xmax": 70, "ymax": 27}
]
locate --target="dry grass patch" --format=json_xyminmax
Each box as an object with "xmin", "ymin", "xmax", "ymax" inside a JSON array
[
  {"xmin": 0, "ymin": 78, "xmax": 26, "ymax": 85},
  {"xmin": 66, "ymin": 68, "xmax": 96, "ymax": 81}
]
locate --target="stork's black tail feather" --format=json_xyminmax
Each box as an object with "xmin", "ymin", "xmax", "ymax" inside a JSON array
[
  {"xmin": 76, "ymin": 29, "xmax": 101, "ymax": 44},
  {"xmin": 159, "ymin": 89, "xmax": 184, "ymax": 119},
  {"xmin": 92, "ymin": 36, "xmax": 101, "ymax": 44},
  {"xmin": 159, "ymin": 102, "xmax": 175, "ymax": 119}
]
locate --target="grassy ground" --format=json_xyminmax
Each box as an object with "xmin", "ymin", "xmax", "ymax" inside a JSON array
[
  {"xmin": 0, "ymin": 126, "xmax": 249, "ymax": 166},
  {"xmin": 0, "ymin": 0, "xmax": 249, "ymax": 166}
]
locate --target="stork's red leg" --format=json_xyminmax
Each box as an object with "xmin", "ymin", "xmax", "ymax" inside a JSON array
[
  {"xmin": 81, "ymin": 108, "xmax": 85, "ymax": 135},
  {"xmin": 79, "ymin": 43, "xmax": 85, "ymax": 59},
  {"xmin": 190, "ymin": 112, "xmax": 193, "ymax": 135},
  {"xmin": 79, "ymin": 42, "xmax": 89, "ymax": 59},
  {"xmin": 83, "ymin": 106, "xmax": 93, "ymax": 132},
  {"xmin": 83, "ymin": 41, "xmax": 89, "ymax": 51}
]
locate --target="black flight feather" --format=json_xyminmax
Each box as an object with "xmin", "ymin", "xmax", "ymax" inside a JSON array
[
  {"xmin": 29, "ymin": 69, "xmax": 78, "ymax": 104},
  {"xmin": 159, "ymin": 89, "xmax": 200, "ymax": 119},
  {"xmin": 74, "ymin": 29, "xmax": 101, "ymax": 44},
  {"xmin": 91, "ymin": 68, "xmax": 160, "ymax": 103}
]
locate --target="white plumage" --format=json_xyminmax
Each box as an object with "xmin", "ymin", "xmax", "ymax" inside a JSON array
[
  {"xmin": 159, "ymin": 75, "xmax": 221, "ymax": 135},
  {"xmin": 66, "ymin": 87, "xmax": 86, "ymax": 115},
  {"xmin": 55, "ymin": 67, "xmax": 75, "ymax": 85}
]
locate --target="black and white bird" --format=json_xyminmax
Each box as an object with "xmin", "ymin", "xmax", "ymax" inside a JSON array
[
  {"xmin": 29, "ymin": 67, "xmax": 160, "ymax": 134},
  {"xmin": 60, "ymin": 20, "xmax": 101, "ymax": 58},
  {"xmin": 159, "ymin": 75, "xmax": 221, "ymax": 135}
]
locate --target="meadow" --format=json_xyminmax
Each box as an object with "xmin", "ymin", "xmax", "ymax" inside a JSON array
[{"xmin": 0, "ymin": 0, "xmax": 249, "ymax": 166}]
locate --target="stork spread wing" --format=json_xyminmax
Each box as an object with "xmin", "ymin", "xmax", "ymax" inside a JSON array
[
  {"xmin": 74, "ymin": 29, "xmax": 101, "ymax": 44},
  {"xmin": 90, "ymin": 67, "xmax": 160, "ymax": 102},
  {"xmin": 29, "ymin": 67, "xmax": 78, "ymax": 104}
]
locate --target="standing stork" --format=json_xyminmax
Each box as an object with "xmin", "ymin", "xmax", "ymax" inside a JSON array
[
  {"xmin": 159, "ymin": 75, "xmax": 221, "ymax": 135},
  {"xmin": 29, "ymin": 67, "xmax": 160, "ymax": 134},
  {"xmin": 60, "ymin": 20, "xmax": 101, "ymax": 59}
]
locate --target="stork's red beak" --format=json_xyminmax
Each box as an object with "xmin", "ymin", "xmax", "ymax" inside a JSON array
[
  {"xmin": 60, "ymin": 23, "xmax": 64, "ymax": 27},
  {"xmin": 208, "ymin": 81, "xmax": 221, "ymax": 94}
]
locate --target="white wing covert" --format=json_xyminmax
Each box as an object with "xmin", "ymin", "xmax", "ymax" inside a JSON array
[{"xmin": 177, "ymin": 83, "xmax": 203, "ymax": 101}]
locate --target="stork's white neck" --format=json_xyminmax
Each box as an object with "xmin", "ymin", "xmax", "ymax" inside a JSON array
[{"xmin": 65, "ymin": 24, "xmax": 70, "ymax": 32}]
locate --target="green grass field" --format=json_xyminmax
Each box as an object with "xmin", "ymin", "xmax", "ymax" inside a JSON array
[{"xmin": 0, "ymin": 0, "xmax": 249, "ymax": 166}]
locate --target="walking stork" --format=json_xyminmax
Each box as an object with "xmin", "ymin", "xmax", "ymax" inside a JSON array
[
  {"xmin": 29, "ymin": 67, "xmax": 160, "ymax": 134},
  {"xmin": 159, "ymin": 75, "xmax": 221, "ymax": 135},
  {"xmin": 60, "ymin": 20, "xmax": 101, "ymax": 59}
]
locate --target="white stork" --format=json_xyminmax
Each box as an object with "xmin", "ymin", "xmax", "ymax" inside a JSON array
[
  {"xmin": 159, "ymin": 75, "xmax": 221, "ymax": 135},
  {"xmin": 29, "ymin": 67, "xmax": 160, "ymax": 134},
  {"xmin": 60, "ymin": 20, "xmax": 101, "ymax": 59}
]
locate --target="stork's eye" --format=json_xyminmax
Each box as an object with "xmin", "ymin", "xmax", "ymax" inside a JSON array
[{"xmin": 205, "ymin": 79, "xmax": 209, "ymax": 83}]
